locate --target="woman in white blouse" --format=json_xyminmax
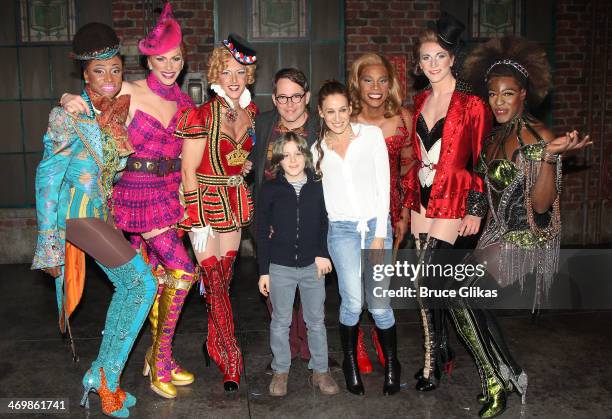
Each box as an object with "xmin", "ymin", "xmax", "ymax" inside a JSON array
[{"xmin": 312, "ymin": 80, "xmax": 400, "ymax": 396}]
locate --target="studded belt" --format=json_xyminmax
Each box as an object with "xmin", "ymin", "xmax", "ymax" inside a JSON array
[
  {"xmin": 196, "ymin": 173, "xmax": 244, "ymax": 187},
  {"xmin": 126, "ymin": 157, "xmax": 181, "ymax": 176}
]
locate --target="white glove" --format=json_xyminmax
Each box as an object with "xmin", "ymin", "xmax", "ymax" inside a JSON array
[{"xmin": 190, "ymin": 225, "xmax": 214, "ymax": 253}]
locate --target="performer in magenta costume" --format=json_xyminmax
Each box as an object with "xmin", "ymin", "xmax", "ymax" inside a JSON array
[{"xmin": 60, "ymin": 2, "xmax": 197, "ymax": 400}]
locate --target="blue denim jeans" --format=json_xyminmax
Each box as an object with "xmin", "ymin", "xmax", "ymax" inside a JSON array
[
  {"xmin": 327, "ymin": 218, "xmax": 395, "ymax": 329},
  {"xmin": 269, "ymin": 263, "xmax": 328, "ymax": 373}
]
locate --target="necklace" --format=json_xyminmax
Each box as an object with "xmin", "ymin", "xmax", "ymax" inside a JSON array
[{"xmin": 225, "ymin": 108, "xmax": 238, "ymax": 123}]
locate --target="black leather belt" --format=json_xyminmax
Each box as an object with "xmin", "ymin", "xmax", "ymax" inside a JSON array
[{"xmin": 126, "ymin": 157, "xmax": 181, "ymax": 176}]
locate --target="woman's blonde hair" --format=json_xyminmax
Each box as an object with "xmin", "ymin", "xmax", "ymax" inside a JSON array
[
  {"xmin": 270, "ymin": 131, "xmax": 314, "ymax": 177},
  {"xmin": 348, "ymin": 53, "xmax": 403, "ymax": 118},
  {"xmin": 207, "ymin": 46, "xmax": 256, "ymax": 85}
]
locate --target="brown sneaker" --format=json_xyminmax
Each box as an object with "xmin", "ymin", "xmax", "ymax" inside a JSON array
[
  {"xmin": 312, "ymin": 370, "xmax": 340, "ymax": 395},
  {"xmin": 269, "ymin": 372, "xmax": 289, "ymax": 396}
]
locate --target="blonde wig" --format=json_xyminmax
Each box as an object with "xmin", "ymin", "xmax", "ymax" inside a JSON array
[
  {"xmin": 207, "ymin": 46, "xmax": 256, "ymax": 85},
  {"xmin": 348, "ymin": 53, "xmax": 402, "ymax": 118}
]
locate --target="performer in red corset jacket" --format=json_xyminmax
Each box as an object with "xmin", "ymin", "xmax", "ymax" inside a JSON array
[{"xmin": 402, "ymin": 13, "xmax": 491, "ymax": 392}]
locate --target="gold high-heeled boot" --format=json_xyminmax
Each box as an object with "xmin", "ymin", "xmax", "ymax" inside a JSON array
[
  {"xmin": 145, "ymin": 269, "xmax": 195, "ymax": 386},
  {"xmin": 165, "ymin": 268, "xmax": 196, "ymax": 386},
  {"xmin": 143, "ymin": 269, "xmax": 195, "ymax": 397}
]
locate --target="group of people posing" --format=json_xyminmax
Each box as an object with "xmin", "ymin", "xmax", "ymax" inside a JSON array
[{"xmin": 33, "ymin": 4, "xmax": 590, "ymax": 418}]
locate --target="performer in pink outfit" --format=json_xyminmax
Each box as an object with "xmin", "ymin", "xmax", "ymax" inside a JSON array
[{"xmin": 60, "ymin": 3, "xmax": 197, "ymax": 400}]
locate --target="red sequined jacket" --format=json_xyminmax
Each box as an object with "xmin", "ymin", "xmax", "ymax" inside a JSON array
[{"xmin": 402, "ymin": 83, "xmax": 491, "ymax": 219}]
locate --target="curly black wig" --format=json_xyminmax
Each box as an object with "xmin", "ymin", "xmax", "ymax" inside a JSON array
[{"xmin": 462, "ymin": 36, "xmax": 551, "ymax": 107}]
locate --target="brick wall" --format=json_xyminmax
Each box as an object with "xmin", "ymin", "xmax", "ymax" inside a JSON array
[
  {"xmin": 344, "ymin": 0, "xmax": 441, "ymax": 104},
  {"xmin": 345, "ymin": 0, "xmax": 440, "ymax": 67},
  {"xmin": 111, "ymin": 0, "xmax": 214, "ymax": 76},
  {"xmin": 552, "ymin": 0, "xmax": 612, "ymax": 243}
]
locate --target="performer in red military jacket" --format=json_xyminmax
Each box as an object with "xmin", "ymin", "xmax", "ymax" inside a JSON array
[
  {"xmin": 176, "ymin": 34, "xmax": 258, "ymax": 393},
  {"xmin": 402, "ymin": 13, "xmax": 491, "ymax": 393},
  {"xmin": 404, "ymin": 82, "xmax": 490, "ymax": 219}
]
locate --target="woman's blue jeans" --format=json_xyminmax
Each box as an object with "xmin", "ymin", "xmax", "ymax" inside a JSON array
[{"xmin": 327, "ymin": 218, "xmax": 395, "ymax": 329}]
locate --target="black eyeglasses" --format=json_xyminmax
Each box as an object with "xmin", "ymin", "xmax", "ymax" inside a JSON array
[{"xmin": 275, "ymin": 93, "xmax": 305, "ymax": 104}]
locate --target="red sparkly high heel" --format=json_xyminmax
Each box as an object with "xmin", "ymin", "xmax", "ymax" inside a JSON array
[
  {"xmin": 356, "ymin": 326, "xmax": 373, "ymax": 374},
  {"xmin": 371, "ymin": 327, "xmax": 386, "ymax": 368}
]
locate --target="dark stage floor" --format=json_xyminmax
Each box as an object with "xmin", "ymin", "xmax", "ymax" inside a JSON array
[{"xmin": 1, "ymin": 258, "xmax": 611, "ymax": 419}]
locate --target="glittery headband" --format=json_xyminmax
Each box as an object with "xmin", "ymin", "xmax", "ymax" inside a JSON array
[
  {"xmin": 485, "ymin": 59, "xmax": 529, "ymax": 81},
  {"xmin": 72, "ymin": 45, "xmax": 120, "ymax": 61},
  {"xmin": 223, "ymin": 40, "xmax": 256, "ymax": 65}
]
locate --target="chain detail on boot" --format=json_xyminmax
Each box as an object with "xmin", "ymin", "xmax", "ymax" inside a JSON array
[
  {"xmin": 414, "ymin": 239, "xmax": 439, "ymax": 391},
  {"xmin": 416, "ymin": 308, "xmax": 441, "ymax": 391},
  {"xmin": 414, "ymin": 237, "xmax": 453, "ymax": 391}
]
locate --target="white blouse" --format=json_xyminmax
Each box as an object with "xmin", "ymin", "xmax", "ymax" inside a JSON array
[{"xmin": 312, "ymin": 123, "xmax": 390, "ymax": 239}]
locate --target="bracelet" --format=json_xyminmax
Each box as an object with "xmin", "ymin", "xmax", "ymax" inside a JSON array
[
  {"xmin": 58, "ymin": 93, "xmax": 67, "ymax": 107},
  {"xmin": 542, "ymin": 150, "xmax": 560, "ymax": 165}
]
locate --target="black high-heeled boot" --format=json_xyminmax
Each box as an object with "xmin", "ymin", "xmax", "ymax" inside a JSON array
[
  {"xmin": 415, "ymin": 308, "xmax": 441, "ymax": 391},
  {"xmin": 474, "ymin": 308, "xmax": 527, "ymax": 405},
  {"xmin": 339, "ymin": 323, "xmax": 365, "ymax": 395},
  {"xmin": 414, "ymin": 237, "xmax": 453, "ymax": 391},
  {"xmin": 414, "ymin": 310, "xmax": 455, "ymax": 380},
  {"xmin": 376, "ymin": 325, "xmax": 401, "ymax": 395}
]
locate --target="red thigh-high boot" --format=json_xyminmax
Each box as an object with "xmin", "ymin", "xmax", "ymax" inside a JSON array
[
  {"xmin": 199, "ymin": 256, "xmax": 227, "ymax": 375},
  {"xmin": 218, "ymin": 250, "xmax": 243, "ymax": 392}
]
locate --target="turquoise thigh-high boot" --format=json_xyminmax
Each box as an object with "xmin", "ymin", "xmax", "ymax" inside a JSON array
[{"xmin": 81, "ymin": 254, "xmax": 157, "ymax": 418}]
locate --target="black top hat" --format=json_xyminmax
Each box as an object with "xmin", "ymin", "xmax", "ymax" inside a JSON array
[
  {"xmin": 223, "ymin": 33, "xmax": 257, "ymax": 65},
  {"xmin": 428, "ymin": 12, "xmax": 465, "ymax": 51},
  {"xmin": 72, "ymin": 22, "xmax": 120, "ymax": 61}
]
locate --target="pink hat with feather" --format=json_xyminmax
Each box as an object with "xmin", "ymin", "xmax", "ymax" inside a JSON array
[{"xmin": 138, "ymin": 2, "xmax": 182, "ymax": 55}]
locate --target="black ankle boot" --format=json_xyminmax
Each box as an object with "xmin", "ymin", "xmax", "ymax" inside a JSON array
[
  {"xmin": 339, "ymin": 323, "xmax": 364, "ymax": 395},
  {"xmin": 376, "ymin": 325, "xmax": 401, "ymax": 395}
]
